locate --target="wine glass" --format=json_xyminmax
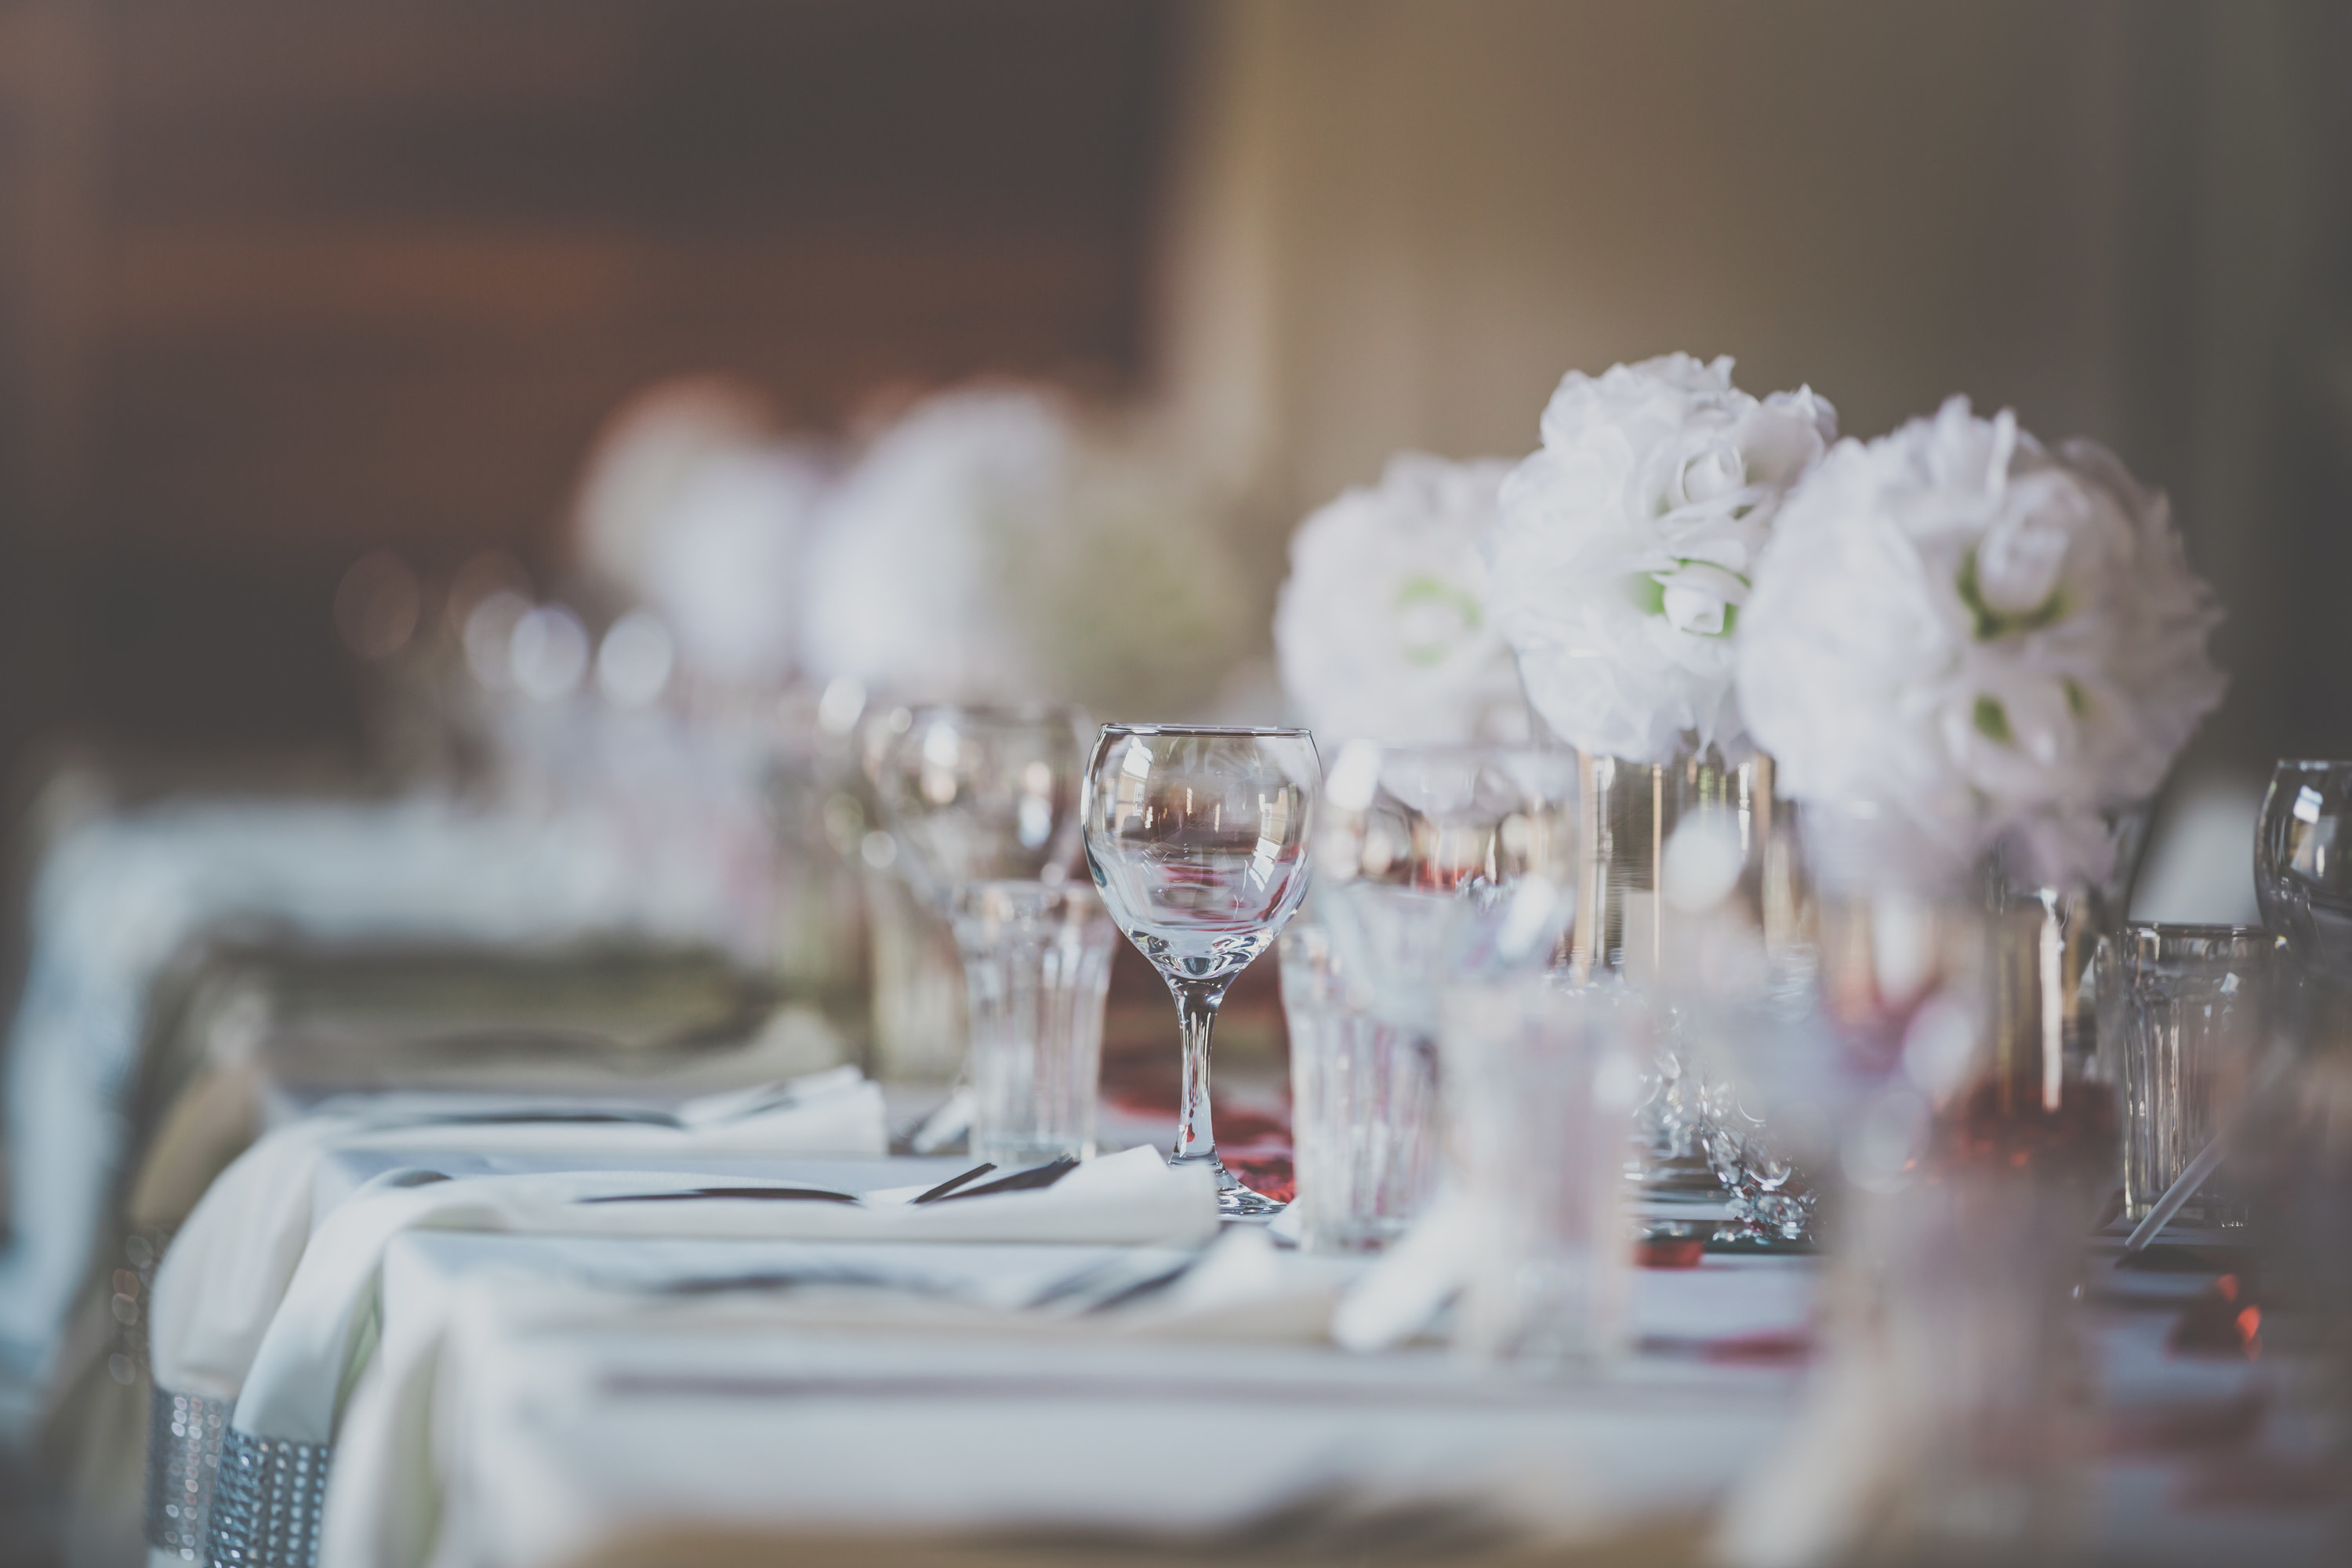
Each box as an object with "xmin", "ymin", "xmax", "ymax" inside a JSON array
[
  {"xmin": 1081, "ymin": 724, "xmax": 1319, "ymax": 1215},
  {"xmin": 873, "ymin": 705, "xmax": 1091, "ymax": 904},
  {"xmin": 2258, "ymin": 760, "xmax": 2352, "ymax": 988},
  {"xmin": 1311, "ymin": 741, "xmax": 1580, "ymax": 1038}
]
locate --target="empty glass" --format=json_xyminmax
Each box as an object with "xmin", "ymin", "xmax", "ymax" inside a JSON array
[
  {"xmin": 1082, "ymin": 724, "xmax": 1319, "ymax": 1216},
  {"xmin": 2259, "ymin": 760, "xmax": 2352, "ymax": 988},
  {"xmin": 950, "ymin": 881, "xmax": 1117, "ymax": 1167},
  {"xmin": 876, "ymin": 705, "xmax": 1093, "ymax": 1116},
  {"xmin": 2116, "ymin": 923, "xmax": 2269, "ymax": 1227},
  {"xmin": 1445, "ymin": 978, "xmax": 1644, "ymax": 1367},
  {"xmin": 1311, "ymin": 742, "xmax": 1581, "ymax": 1037},
  {"xmin": 1279, "ymin": 922, "xmax": 1437, "ymax": 1252},
  {"xmin": 874, "ymin": 706, "xmax": 1091, "ymax": 901}
]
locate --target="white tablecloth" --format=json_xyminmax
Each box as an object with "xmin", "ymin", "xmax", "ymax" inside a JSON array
[{"xmin": 330, "ymin": 1230, "xmax": 1814, "ymax": 1568}]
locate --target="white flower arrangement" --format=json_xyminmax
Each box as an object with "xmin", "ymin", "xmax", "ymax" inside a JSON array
[
  {"xmin": 1483, "ymin": 354, "xmax": 1838, "ymax": 762},
  {"xmin": 1737, "ymin": 396, "xmax": 2226, "ymax": 887},
  {"xmin": 799, "ymin": 385, "xmax": 1251, "ymax": 715},
  {"xmin": 1274, "ymin": 452, "xmax": 1528, "ymax": 745}
]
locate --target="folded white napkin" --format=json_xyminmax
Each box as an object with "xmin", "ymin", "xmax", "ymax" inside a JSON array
[
  {"xmin": 148, "ymin": 1068, "xmax": 887, "ymax": 1403},
  {"xmin": 238, "ymin": 1145, "xmax": 1217, "ymax": 1446}
]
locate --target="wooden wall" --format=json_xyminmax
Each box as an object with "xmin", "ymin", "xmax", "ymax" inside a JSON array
[{"xmin": 0, "ymin": 0, "xmax": 1174, "ymax": 760}]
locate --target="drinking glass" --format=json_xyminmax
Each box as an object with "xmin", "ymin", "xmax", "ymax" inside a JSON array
[
  {"xmin": 950, "ymin": 881, "xmax": 1117, "ymax": 1167},
  {"xmin": 875, "ymin": 705, "xmax": 1093, "ymax": 1112},
  {"xmin": 1310, "ymin": 742, "xmax": 1581, "ymax": 1038},
  {"xmin": 2258, "ymin": 760, "xmax": 2352, "ymax": 988},
  {"xmin": 1081, "ymin": 724, "xmax": 1319, "ymax": 1216},
  {"xmin": 1446, "ymin": 978, "xmax": 1644, "ymax": 1367},
  {"xmin": 1279, "ymin": 921, "xmax": 1436, "ymax": 1251},
  {"xmin": 2115, "ymin": 923, "xmax": 2269, "ymax": 1227},
  {"xmin": 874, "ymin": 706, "xmax": 1091, "ymax": 901}
]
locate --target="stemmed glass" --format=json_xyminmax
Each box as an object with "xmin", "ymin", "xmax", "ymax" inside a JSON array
[
  {"xmin": 2258, "ymin": 760, "xmax": 2352, "ymax": 989},
  {"xmin": 1312, "ymin": 741, "xmax": 1581, "ymax": 1036},
  {"xmin": 1081, "ymin": 724, "xmax": 1320, "ymax": 1215}
]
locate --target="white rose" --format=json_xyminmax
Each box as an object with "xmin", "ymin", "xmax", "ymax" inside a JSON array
[
  {"xmin": 1484, "ymin": 354, "xmax": 1837, "ymax": 762},
  {"xmin": 1737, "ymin": 396, "xmax": 2225, "ymax": 887},
  {"xmin": 1274, "ymin": 452, "xmax": 1528, "ymax": 746},
  {"xmin": 800, "ymin": 387, "xmax": 1252, "ymax": 714}
]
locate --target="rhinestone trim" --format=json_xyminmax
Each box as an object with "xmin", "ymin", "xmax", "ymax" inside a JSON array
[
  {"xmin": 205, "ymin": 1426, "xmax": 331, "ymax": 1568},
  {"xmin": 146, "ymin": 1385, "xmax": 230, "ymax": 1560}
]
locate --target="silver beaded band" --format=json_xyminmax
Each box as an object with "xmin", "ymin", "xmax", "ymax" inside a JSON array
[
  {"xmin": 145, "ymin": 1385, "xmax": 230, "ymax": 1561},
  {"xmin": 204, "ymin": 1426, "xmax": 332, "ymax": 1568}
]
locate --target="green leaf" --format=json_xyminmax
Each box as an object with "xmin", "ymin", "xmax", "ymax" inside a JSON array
[
  {"xmin": 1621, "ymin": 573, "xmax": 1668, "ymax": 616},
  {"xmin": 1957, "ymin": 547, "xmax": 2067, "ymax": 641},
  {"xmin": 1973, "ymin": 695, "xmax": 2013, "ymax": 745}
]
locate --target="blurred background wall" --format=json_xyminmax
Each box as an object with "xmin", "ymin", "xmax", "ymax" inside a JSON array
[{"xmin": 0, "ymin": 0, "xmax": 2347, "ymax": 815}]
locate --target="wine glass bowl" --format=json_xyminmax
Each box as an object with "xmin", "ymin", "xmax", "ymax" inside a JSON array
[
  {"xmin": 1312, "ymin": 741, "xmax": 1581, "ymax": 1036},
  {"xmin": 1083, "ymin": 724, "xmax": 1319, "ymax": 1214},
  {"xmin": 2258, "ymin": 760, "xmax": 2352, "ymax": 989},
  {"xmin": 875, "ymin": 705, "xmax": 1091, "ymax": 904}
]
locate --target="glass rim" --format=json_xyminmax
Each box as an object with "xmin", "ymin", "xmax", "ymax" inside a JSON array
[{"xmin": 1097, "ymin": 723, "xmax": 1312, "ymax": 739}]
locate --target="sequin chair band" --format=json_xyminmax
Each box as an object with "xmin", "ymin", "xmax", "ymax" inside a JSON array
[
  {"xmin": 203, "ymin": 1425, "xmax": 332, "ymax": 1568},
  {"xmin": 146, "ymin": 1385, "xmax": 230, "ymax": 1562}
]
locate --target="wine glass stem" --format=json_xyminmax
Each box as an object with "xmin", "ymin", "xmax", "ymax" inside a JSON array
[{"xmin": 1171, "ymin": 978, "xmax": 1228, "ymax": 1171}]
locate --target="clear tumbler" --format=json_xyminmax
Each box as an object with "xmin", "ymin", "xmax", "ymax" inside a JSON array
[
  {"xmin": 949, "ymin": 881, "xmax": 1116, "ymax": 1168},
  {"xmin": 1445, "ymin": 978, "xmax": 1644, "ymax": 1368},
  {"xmin": 2117, "ymin": 922, "xmax": 2270, "ymax": 1226},
  {"xmin": 1279, "ymin": 922, "xmax": 1439, "ymax": 1253}
]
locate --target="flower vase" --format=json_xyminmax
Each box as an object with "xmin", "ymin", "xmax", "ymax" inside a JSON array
[
  {"xmin": 1568, "ymin": 740, "xmax": 1813, "ymax": 1240},
  {"xmin": 1958, "ymin": 806, "xmax": 2154, "ymax": 1184}
]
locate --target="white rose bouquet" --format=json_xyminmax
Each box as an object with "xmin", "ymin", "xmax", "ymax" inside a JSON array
[
  {"xmin": 1484, "ymin": 354, "xmax": 1838, "ymax": 762},
  {"xmin": 1737, "ymin": 396, "xmax": 2225, "ymax": 887},
  {"xmin": 800, "ymin": 386, "xmax": 1251, "ymax": 715},
  {"xmin": 1274, "ymin": 452, "xmax": 1527, "ymax": 745}
]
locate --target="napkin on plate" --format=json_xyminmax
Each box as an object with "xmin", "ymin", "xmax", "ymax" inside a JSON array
[
  {"xmin": 148, "ymin": 1067, "xmax": 887, "ymax": 1403},
  {"xmin": 236, "ymin": 1145, "xmax": 1218, "ymax": 1446}
]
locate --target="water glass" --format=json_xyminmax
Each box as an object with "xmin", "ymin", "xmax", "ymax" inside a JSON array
[
  {"xmin": 1279, "ymin": 923, "xmax": 1438, "ymax": 1252},
  {"xmin": 949, "ymin": 881, "xmax": 1116, "ymax": 1167},
  {"xmin": 1444, "ymin": 978, "xmax": 1643, "ymax": 1367},
  {"xmin": 2116, "ymin": 923, "xmax": 2269, "ymax": 1226}
]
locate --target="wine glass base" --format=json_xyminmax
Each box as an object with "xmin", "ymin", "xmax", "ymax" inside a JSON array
[{"xmin": 1214, "ymin": 1183, "xmax": 1286, "ymax": 1219}]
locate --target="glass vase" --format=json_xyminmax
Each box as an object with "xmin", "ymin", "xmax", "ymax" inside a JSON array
[
  {"xmin": 1568, "ymin": 741, "xmax": 1813, "ymax": 1243},
  {"xmin": 1961, "ymin": 805, "xmax": 2154, "ymax": 1186}
]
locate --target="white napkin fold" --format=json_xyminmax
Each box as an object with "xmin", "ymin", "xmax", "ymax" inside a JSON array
[
  {"xmin": 237, "ymin": 1145, "xmax": 1217, "ymax": 1445},
  {"xmin": 148, "ymin": 1069, "xmax": 887, "ymax": 1402}
]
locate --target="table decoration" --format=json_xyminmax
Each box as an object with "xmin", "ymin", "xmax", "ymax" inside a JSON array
[
  {"xmin": 1479, "ymin": 354, "xmax": 1832, "ymax": 1230},
  {"xmin": 1082, "ymin": 725, "xmax": 1320, "ymax": 1216},
  {"xmin": 1273, "ymin": 452, "xmax": 1526, "ymax": 745},
  {"xmin": 799, "ymin": 386, "xmax": 1253, "ymax": 719},
  {"xmin": 1740, "ymin": 396, "xmax": 2226, "ymax": 1153}
]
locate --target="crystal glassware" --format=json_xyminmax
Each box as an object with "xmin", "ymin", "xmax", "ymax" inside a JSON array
[
  {"xmin": 949, "ymin": 881, "xmax": 1117, "ymax": 1167},
  {"xmin": 2115, "ymin": 923, "xmax": 2269, "ymax": 1229},
  {"xmin": 1311, "ymin": 742, "xmax": 1581, "ymax": 1037},
  {"xmin": 1445, "ymin": 978, "xmax": 1644, "ymax": 1367},
  {"xmin": 874, "ymin": 705, "xmax": 1091, "ymax": 900},
  {"xmin": 2258, "ymin": 760, "xmax": 2352, "ymax": 988},
  {"xmin": 1278, "ymin": 921, "xmax": 1437, "ymax": 1252},
  {"xmin": 1081, "ymin": 724, "xmax": 1319, "ymax": 1216},
  {"xmin": 874, "ymin": 705, "xmax": 1092, "ymax": 1109}
]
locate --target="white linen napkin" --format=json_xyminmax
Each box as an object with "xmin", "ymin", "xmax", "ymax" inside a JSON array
[
  {"xmin": 147, "ymin": 1069, "xmax": 887, "ymax": 1403},
  {"xmin": 236, "ymin": 1146, "xmax": 1218, "ymax": 1446}
]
